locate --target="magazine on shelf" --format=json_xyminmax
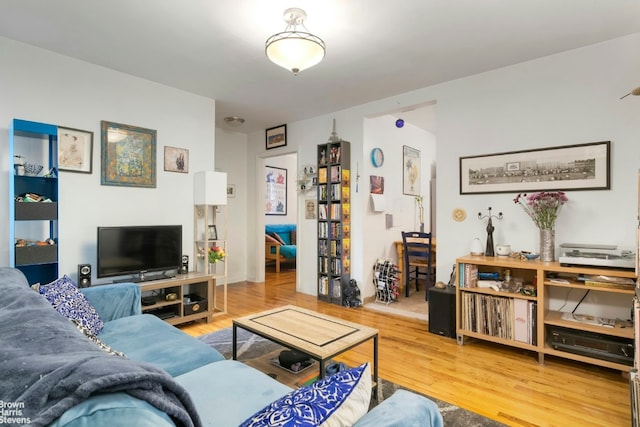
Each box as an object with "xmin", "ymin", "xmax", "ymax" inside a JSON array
[{"xmin": 560, "ymin": 312, "xmax": 616, "ymax": 328}]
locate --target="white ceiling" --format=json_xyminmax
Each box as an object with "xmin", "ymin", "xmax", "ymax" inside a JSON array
[{"xmin": 1, "ymin": 0, "xmax": 639, "ymax": 134}]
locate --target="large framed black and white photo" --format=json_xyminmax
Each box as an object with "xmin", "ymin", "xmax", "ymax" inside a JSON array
[{"xmin": 459, "ymin": 141, "xmax": 610, "ymax": 195}]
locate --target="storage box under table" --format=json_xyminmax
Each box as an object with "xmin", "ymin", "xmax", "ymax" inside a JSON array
[{"xmin": 184, "ymin": 294, "xmax": 207, "ymax": 315}]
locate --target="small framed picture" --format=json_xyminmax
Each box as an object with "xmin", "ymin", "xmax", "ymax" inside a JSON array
[
  {"xmin": 164, "ymin": 146, "xmax": 189, "ymax": 173},
  {"xmin": 58, "ymin": 127, "xmax": 93, "ymax": 174},
  {"xmin": 265, "ymin": 124, "xmax": 287, "ymax": 150},
  {"xmin": 208, "ymin": 225, "xmax": 218, "ymax": 240}
]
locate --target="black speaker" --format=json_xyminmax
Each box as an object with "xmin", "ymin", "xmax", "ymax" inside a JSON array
[
  {"xmin": 179, "ymin": 255, "xmax": 189, "ymax": 274},
  {"xmin": 428, "ymin": 286, "xmax": 456, "ymax": 338},
  {"xmin": 78, "ymin": 264, "xmax": 91, "ymax": 288}
]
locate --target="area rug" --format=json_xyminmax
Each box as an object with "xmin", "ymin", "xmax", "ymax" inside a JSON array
[{"xmin": 198, "ymin": 328, "xmax": 505, "ymax": 426}]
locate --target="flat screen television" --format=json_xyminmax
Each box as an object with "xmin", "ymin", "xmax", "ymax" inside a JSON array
[{"xmin": 97, "ymin": 225, "xmax": 182, "ymax": 280}]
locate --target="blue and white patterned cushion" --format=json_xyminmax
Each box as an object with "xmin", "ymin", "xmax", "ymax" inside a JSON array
[
  {"xmin": 241, "ymin": 363, "xmax": 371, "ymax": 427},
  {"xmin": 35, "ymin": 275, "xmax": 105, "ymax": 335}
]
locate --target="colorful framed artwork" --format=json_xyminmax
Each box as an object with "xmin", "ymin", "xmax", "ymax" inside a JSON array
[
  {"xmin": 265, "ymin": 124, "xmax": 287, "ymax": 150},
  {"xmin": 101, "ymin": 121, "xmax": 157, "ymax": 188},
  {"xmin": 402, "ymin": 145, "xmax": 421, "ymax": 196},
  {"xmin": 58, "ymin": 126, "xmax": 93, "ymax": 174},
  {"xmin": 459, "ymin": 141, "xmax": 610, "ymax": 194},
  {"xmin": 163, "ymin": 146, "xmax": 189, "ymax": 173},
  {"xmin": 265, "ymin": 166, "xmax": 287, "ymax": 215}
]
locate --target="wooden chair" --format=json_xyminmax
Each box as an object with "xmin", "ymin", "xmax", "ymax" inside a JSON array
[{"xmin": 401, "ymin": 231, "xmax": 434, "ymax": 300}]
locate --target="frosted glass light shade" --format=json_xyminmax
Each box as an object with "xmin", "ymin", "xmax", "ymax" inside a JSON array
[
  {"xmin": 265, "ymin": 32, "xmax": 325, "ymax": 74},
  {"xmin": 194, "ymin": 171, "xmax": 227, "ymax": 205}
]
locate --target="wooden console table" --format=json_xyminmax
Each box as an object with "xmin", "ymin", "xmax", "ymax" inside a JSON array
[{"xmin": 394, "ymin": 237, "xmax": 436, "ymax": 293}]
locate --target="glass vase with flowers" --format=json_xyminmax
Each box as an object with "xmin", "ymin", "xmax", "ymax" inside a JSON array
[{"xmin": 514, "ymin": 191, "xmax": 568, "ymax": 262}]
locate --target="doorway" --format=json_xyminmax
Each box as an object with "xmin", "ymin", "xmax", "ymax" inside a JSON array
[
  {"xmin": 262, "ymin": 153, "xmax": 298, "ymax": 280},
  {"xmin": 363, "ymin": 102, "xmax": 437, "ymax": 320}
]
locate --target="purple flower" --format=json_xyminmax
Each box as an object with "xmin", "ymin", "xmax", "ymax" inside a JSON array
[{"xmin": 514, "ymin": 191, "xmax": 567, "ymax": 229}]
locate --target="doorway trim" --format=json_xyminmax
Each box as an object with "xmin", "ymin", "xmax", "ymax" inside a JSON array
[{"xmin": 254, "ymin": 149, "xmax": 300, "ymax": 288}]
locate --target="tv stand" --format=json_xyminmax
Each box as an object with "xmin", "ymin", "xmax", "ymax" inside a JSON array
[{"xmin": 136, "ymin": 272, "xmax": 216, "ymax": 326}]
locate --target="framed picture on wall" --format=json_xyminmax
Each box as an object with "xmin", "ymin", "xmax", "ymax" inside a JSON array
[
  {"xmin": 402, "ymin": 145, "xmax": 421, "ymax": 196},
  {"xmin": 459, "ymin": 141, "xmax": 610, "ymax": 194},
  {"xmin": 265, "ymin": 124, "xmax": 287, "ymax": 150},
  {"xmin": 101, "ymin": 121, "xmax": 157, "ymax": 188},
  {"xmin": 58, "ymin": 127, "xmax": 93, "ymax": 174},
  {"xmin": 265, "ymin": 166, "xmax": 287, "ymax": 215},
  {"xmin": 163, "ymin": 146, "xmax": 189, "ymax": 173}
]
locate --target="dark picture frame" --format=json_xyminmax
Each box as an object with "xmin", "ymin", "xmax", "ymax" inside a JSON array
[
  {"xmin": 101, "ymin": 121, "xmax": 157, "ymax": 188},
  {"xmin": 265, "ymin": 166, "xmax": 287, "ymax": 215},
  {"xmin": 208, "ymin": 225, "xmax": 218, "ymax": 240},
  {"xmin": 58, "ymin": 126, "xmax": 93, "ymax": 174},
  {"xmin": 459, "ymin": 141, "xmax": 611, "ymax": 194},
  {"xmin": 265, "ymin": 124, "xmax": 287, "ymax": 150},
  {"xmin": 163, "ymin": 146, "xmax": 189, "ymax": 173}
]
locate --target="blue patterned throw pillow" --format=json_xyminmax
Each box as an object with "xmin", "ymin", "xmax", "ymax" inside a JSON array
[
  {"xmin": 35, "ymin": 275, "xmax": 105, "ymax": 335},
  {"xmin": 241, "ymin": 362, "xmax": 371, "ymax": 427}
]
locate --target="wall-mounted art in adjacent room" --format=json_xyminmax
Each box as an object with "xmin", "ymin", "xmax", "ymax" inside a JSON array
[
  {"xmin": 265, "ymin": 166, "xmax": 287, "ymax": 215},
  {"xmin": 402, "ymin": 145, "xmax": 421, "ymax": 196}
]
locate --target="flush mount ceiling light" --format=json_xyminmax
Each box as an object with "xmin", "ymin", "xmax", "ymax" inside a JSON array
[
  {"xmin": 265, "ymin": 8, "xmax": 326, "ymax": 75},
  {"xmin": 223, "ymin": 116, "xmax": 245, "ymax": 127}
]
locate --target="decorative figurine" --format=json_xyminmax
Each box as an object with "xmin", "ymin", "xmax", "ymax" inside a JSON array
[{"xmin": 478, "ymin": 207, "xmax": 503, "ymax": 257}]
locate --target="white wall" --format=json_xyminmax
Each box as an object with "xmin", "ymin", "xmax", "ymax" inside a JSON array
[
  {"xmin": 244, "ymin": 33, "xmax": 640, "ymax": 317},
  {"xmin": 0, "ymin": 37, "xmax": 217, "ymax": 283},
  {"xmin": 214, "ymin": 128, "xmax": 248, "ymax": 284}
]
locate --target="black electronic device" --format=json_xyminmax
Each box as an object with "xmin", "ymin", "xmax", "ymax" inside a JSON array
[
  {"xmin": 141, "ymin": 296, "xmax": 156, "ymax": 306},
  {"xmin": 96, "ymin": 225, "xmax": 182, "ymax": 280},
  {"xmin": 547, "ymin": 325, "xmax": 634, "ymax": 366},
  {"xmin": 428, "ymin": 286, "xmax": 456, "ymax": 339},
  {"xmin": 179, "ymin": 254, "xmax": 189, "ymax": 274},
  {"xmin": 78, "ymin": 264, "xmax": 91, "ymax": 288}
]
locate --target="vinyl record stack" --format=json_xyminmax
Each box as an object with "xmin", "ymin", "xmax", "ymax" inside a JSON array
[{"xmin": 373, "ymin": 259, "xmax": 399, "ymax": 304}]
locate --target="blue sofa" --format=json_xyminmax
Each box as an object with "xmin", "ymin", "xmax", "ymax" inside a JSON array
[
  {"xmin": 0, "ymin": 267, "xmax": 443, "ymax": 426},
  {"xmin": 265, "ymin": 223, "xmax": 297, "ymax": 272}
]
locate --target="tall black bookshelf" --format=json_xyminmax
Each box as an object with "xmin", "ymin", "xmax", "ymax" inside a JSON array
[{"xmin": 317, "ymin": 140, "xmax": 350, "ymax": 305}]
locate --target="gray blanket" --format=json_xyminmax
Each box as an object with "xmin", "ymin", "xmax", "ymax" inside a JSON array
[{"xmin": 0, "ymin": 269, "xmax": 201, "ymax": 427}]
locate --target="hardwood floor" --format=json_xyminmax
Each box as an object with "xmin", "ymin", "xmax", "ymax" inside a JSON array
[{"xmin": 179, "ymin": 270, "xmax": 631, "ymax": 427}]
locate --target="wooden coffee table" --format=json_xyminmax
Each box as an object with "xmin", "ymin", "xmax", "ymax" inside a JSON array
[{"xmin": 233, "ymin": 305, "xmax": 379, "ymax": 398}]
